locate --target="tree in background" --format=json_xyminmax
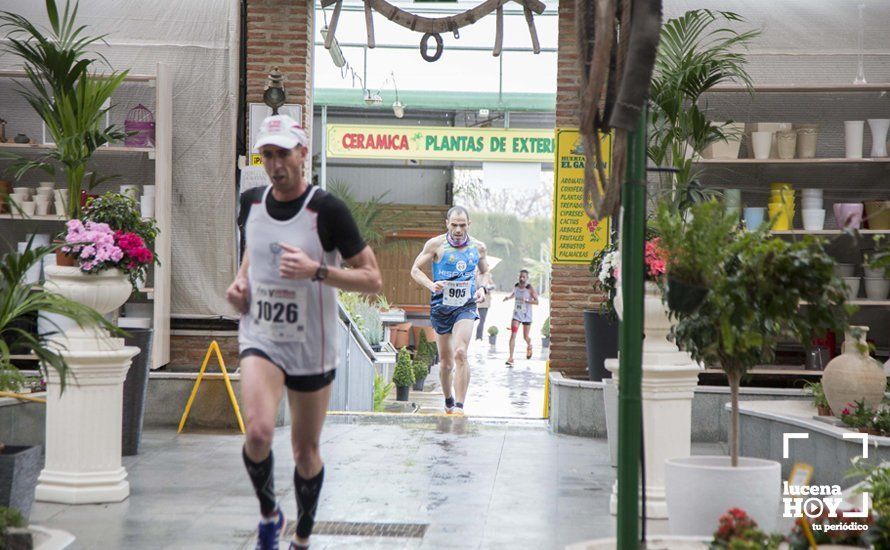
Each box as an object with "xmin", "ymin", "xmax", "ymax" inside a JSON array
[{"xmin": 453, "ymin": 173, "xmax": 552, "ymax": 293}]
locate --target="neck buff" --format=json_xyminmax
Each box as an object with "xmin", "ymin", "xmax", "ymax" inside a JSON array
[{"xmin": 446, "ymin": 232, "xmax": 469, "ymax": 248}]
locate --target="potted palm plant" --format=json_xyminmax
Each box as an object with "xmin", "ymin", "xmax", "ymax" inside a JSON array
[
  {"xmin": 656, "ymin": 200, "xmax": 852, "ymax": 536},
  {"xmin": 393, "ymin": 347, "xmax": 414, "ymax": 402},
  {"xmin": 648, "ymin": 9, "xmax": 759, "ymax": 212},
  {"xmin": 0, "ymin": 240, "xmax": 112, "ymax": 518},
  {"xmin": 0, "ymin": 0, "xmax": 129, "ymax": 219}
]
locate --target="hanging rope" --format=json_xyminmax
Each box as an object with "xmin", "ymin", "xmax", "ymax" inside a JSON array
[{"xmin": 576, "ymin": 0, "xmax": 662, "ymax": 220}]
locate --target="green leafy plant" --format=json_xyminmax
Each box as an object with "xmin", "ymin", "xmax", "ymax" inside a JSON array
[
  {"xmin": 654, "ymin": 200, "xmax": 738, "ymax": 313},
  {"xmin": 839, "ymin": 399, "xmax": 873, "ymax": 430},
  {"xmin": 414, "ymin": 330, "xmax": 436, "ymax": 366},
  {"xmin": 328, "ymin": 180, "xmax": 401, "ymax": 251},
  {"xmin": 649, "ymin": 9, "xmax": 759, "ymax": 211},
  {"xmin": 0, "ymin": 0, "xmax": 129, "ymax": 219},
  {"xmin": 710, "ymin": 508, "xmax": 782, "ymax": 549},
  {"xmin": 0, "ymin": 506, "xmax": 25, "ymax": 538},
  {"xmin": 338, "ymin": 291, "xmax": 383, "ymax": 347},
  {"xmin": 392, "ymin": 347, "xmax": 415, "ymax": 388},
  {"xmin": 865, "ymin": 234, "xmax": 890, "ymax": 276},
  {"xmin": 373, "ymin": 373, "xmax": 393, "ymax": 412},
  {"xmin": 412, "ymin": 359, "xmax": 428, "ymax": 384},
  {"xmin": 802, "ymin": 381, "xmax": 830, "ymax": 415},
  {"xmin": 487, "ymin": 326, "xmax": 498, "ymax": 337},
  {"xmin": 0, "ymin": 240, "xmax": 116, "ymax": 395},
  {"xmin": 541, "ymin": 317, "xmax": 550, "ymax": 338},
  {"xmin": 659, "ymin": 201, "xmax": 852, "ymax": 466},
  {"xmin": 846, "ymin": 458, "xmax": 890, "ymax": 548}
]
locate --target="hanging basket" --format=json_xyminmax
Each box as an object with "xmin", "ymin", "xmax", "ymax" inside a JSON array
[
  {"xmin": 666, "ymin": 277, "xmax": 709, "ymax": 315},
  {"xmin": 124, "ymin": 104, "xmax": 155, "ymax": 148}
]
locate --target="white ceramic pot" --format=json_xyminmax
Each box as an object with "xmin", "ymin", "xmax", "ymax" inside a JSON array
[
  {"xmin": 801, "ymin": 198, "xmax": 823, "ymax": 210},
  {"xmin": 664, "ymin": 455, "xmax": 781, "ymax": 536},
  {"xmin": 795, "ymin": 125, "xmax": 819, "ymax": 158},
  {"xmin": 834, "ymin": 263, "xmax": 856, "ymax": 278},
  {"xmin": 802, "ymin": 209, "xmax": 825, "ymax": 230},
  {"xmin": 864, "ymin": 277, "xmax": 890, "ymax": 300},
  {"xmin": 864, "ymin": 267, "xmax": 886, "ymax": 279},
  {"xmin": 845, "ymin": 120, "xmax": 865, "ymax": 159},
  {"xmin": 868, "ymin": 118, "xmax": 890, "ymax": 157},
  {"xmin": 43, "ymin": 265, "xmax": 131, "ymax": 315},
  {"xmin": 842, "ymin": 277, "xmax": 861, "ymax": 300},
  {"xmin": 822, "ymin": 327, "xmax": 885, "ymax": 417},
  {"xmin": 751, "ymin": 131, "xmax": 772, "ymax": 159}
]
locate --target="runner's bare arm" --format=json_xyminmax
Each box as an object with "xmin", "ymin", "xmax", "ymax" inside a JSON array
[
  {"xmin": 528, "ymin": 285, "xmax": 540, "ymax": 305},
  {"xmin": 278, "ymin": 243, "xmax": 382, "ymax": 294},
  {"xmin": 226, "ymin": 251, "xmax": 251, "ymax": 313},
  {"xmin": 411, "ymin": 237, "xmax": 443, "ymax": 293},
  {"xmin": 503, "ymin": 289, "xmax": 515, "ymax": 302}
]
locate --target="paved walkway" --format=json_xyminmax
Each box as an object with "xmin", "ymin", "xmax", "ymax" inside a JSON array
[
  {"xmin": 31, "ymin": 417, "xmax": 616, "ymax": 549},
  {"xmin": 404, "ymin": 289, "xmax": 550, "ymax": 418}
]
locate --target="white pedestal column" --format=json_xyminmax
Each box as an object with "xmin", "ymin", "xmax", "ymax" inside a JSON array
[
  {"xmin": 606, "ymin": 283, "xmax": 700, "ymax": 519},
  {"xmin": 36, "ymin": 318, "xmax": 138, "ymax": 504}
]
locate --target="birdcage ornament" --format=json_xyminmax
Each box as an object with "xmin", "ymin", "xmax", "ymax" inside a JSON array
[{"xmin": 124, "ymin": 104, "xmax": 155, "ymax": 148}]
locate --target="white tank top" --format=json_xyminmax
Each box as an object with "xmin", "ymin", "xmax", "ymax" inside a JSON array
[
  {"xmin": 239, "ymin": 186, "xmax": 340, "ymax": 375},
  {"xmin": 513, "ymin": 284, "xmax": 534, "ymax": 323}
]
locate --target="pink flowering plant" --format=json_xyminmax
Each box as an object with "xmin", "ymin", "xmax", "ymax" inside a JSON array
[{"xmin": 62, "ymin": 192, "xmax": 159, "ymax": 288}]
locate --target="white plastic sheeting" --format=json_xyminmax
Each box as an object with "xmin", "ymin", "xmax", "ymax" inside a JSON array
[{"xmin": 0, "ymin": 0, "xmax": 240, "ymax": 317}]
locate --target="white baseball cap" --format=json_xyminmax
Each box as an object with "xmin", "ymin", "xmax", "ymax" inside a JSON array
[{"xmin": 254, "ymin": 114, "xmax": 308, "ymax": 150}]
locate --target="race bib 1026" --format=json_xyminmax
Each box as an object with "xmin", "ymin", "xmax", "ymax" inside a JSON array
[{"xmin": 251, "ymin": 283, "xmax": 307, "ymax": 342}]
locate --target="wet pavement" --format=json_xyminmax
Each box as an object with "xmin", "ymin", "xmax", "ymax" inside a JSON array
[
  {"xmin": 407, "ymin": 290, "xmax": 550, "ymax": 418},
  {"xmin": 31, "ymin": 416, "xmax": 617, "ymax": 549}
]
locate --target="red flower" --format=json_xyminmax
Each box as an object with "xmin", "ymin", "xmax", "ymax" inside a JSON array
[
  {"xmin": 842, "ymin": 408, "xmax": 851, "ymax": 415},
  {"xmin": 587, "ymin": 219, "xmax": 599, "ymax": 233}
]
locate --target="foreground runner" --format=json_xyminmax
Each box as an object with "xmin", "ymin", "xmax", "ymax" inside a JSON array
[
  {"xmin": 228, "ymin": 114, "xmax": 382, "ymax": 550},
  {"xmin": 410, "ymin": 206, "xmax": 489, "ymax": 415},
  {"xmin": 504, "ymin": 269, "xmax": 538, "ymax": 367}
]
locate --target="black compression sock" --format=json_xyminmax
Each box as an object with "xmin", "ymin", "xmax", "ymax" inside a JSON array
[
  {"xmin": 294, "ymin": 466, "xmax": 325, "ymax": 539},
  {"xmin": 455, "ymin": 402, "xmax": 464, "ymax": 409},
  {"xmin": 243, "ymin": 447, "xmax": 276, "ymax": 517},
  {"xmin": 445, "ymin": 396, "xmax": 455, "ymax": 408}
]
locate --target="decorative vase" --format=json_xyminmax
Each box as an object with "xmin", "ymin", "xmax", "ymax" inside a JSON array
[
  {"xmin": 795, "ymin": 125, "xmax": 819, "ymax": 159},
  {"xmin": 844, "ymin": 120, "xmax": 865, "ymax": 159},
  {"xmin": 614, "ymin": 281, "xmax": 674, "ymax": 353},
  {"xmin": 867, "ymin": 118, "xmax": 890, "ymax": 157},
  {"xmin": 583, "ymin": 309, "xmax": 618, "ymax": 381},
  {"xmin": 821, "ymin": 326, "xmax": 885, "ymax": 417}
]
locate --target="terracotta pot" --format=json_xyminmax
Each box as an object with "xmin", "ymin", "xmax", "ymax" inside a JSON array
[
  {"xmin": 389, "ymin": 322, "xmax": 411, "ymax": 349},
  {"xmin": 816, "ymin": 405, "xmax": 832, "ymax": 416},
  {"xmin": 53, "ymin": 240, "xmax": 77, "ymax": 267},
  {"xmin": 822, "ymin": 326, "xmax": 885, "ymax": 418},
  {"xmin": 411, "ymin": 325, "xmax": 437, "ymax": 348}
]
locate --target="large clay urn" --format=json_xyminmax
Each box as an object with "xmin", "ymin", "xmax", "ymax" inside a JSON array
[{"xmin": 822, "ymin": 326, "xmax": 886, "ymax": 417}]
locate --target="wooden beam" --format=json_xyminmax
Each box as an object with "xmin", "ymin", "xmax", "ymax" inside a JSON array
[
  {"xmin": 364, "ymin": 0, "xmax": 376, "ymax": 48},
  {"xmin": 493, "ymin": 5, "xmax": 504, "ymax": 56},
  {"xmin": 524, "ymin": 5, "xmax": 541, "ymax": 54},
  {"xmin": 325, "ymin": 0, "xmax": 343, "ymax": 50}
]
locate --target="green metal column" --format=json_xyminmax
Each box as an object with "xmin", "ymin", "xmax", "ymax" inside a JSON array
[{"xmin": 616, "ymin": 108, "xmax": 647, "ymax": 548}]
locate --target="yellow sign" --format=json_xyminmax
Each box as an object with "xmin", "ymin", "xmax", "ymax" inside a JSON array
[
  {"xmin": 250, "ymin": 154, "xmax": 262, "ymax": 166},
  {"xmin": 552, "ymin": 129, "xmax": 611, "ymax": 264},
  {"xmin": 326, "ymin": 124, "xmax": 554, "ymax": 162}
]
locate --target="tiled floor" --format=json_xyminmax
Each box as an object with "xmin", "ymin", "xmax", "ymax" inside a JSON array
[{"xmin": 30, "ymin": 415, "xmax": 618, "ymax": 549}]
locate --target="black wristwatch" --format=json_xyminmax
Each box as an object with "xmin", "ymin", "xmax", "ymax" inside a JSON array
[{"xmin": 312, "ymin": 263, "xmax": 328, "ymax": 282}]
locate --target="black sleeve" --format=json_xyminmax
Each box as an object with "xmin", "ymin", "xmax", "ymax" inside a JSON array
[
  {"xmin": 313, "ymin": 192, "xmax": 367, "ymax": 259},
  {"xmin": 237, "ymin": 186, "xmax": 266, "ymax": 258}
]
